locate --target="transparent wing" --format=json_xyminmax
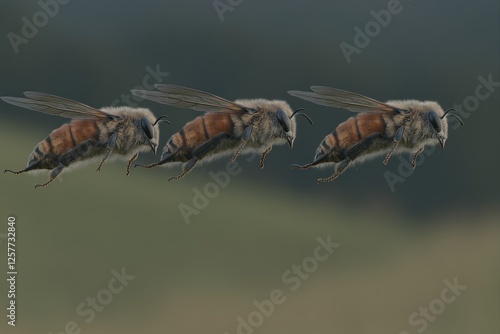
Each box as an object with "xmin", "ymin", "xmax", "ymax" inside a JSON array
[
  {"xmin": 131, "ymin": 84, "xmax": 250, "ymax": 114},
  {"xmin": 1, "ymin": 92, "xmax": 111, "ymax": 119},
  {"xmin": 288, "ymin": 87, "xmax": 406, "ymax": 114}
]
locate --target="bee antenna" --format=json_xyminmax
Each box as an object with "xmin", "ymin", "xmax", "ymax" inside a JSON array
[
  {"xmin": 153, "ymin": 115, "xmax": 170, "ymax": 126},
  {"xmin": 441, "ymin": 108, "xmax": 464, "ymax": 126},
  {"xmin": 290, "ymin": 108, "xmax": 313, "ymax": 125},
  {"xmin": 447, "ymin": 114, "xmax": 464, "ymax": 126},
  {"xmin": 441, "ymin": 108, "xmax": 456, "ymax": 118}
]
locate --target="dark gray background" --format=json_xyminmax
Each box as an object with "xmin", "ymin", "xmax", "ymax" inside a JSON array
[
  {"xmin": 0, "ymin": 1, "xmax": 499, "ymax": 333},
  {"xmin": 1, "ymin": 0, "xmax": 498, "ymax": 216}
]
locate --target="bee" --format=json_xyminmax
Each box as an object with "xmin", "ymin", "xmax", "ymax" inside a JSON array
[
  {"xmin": 131, "ymin": 84, "xmax": 312, "ymax": 181},
  {"xmin": 1, "ymin": 92, "xmax": 169, "ymax": 188},
  {"xmin": 288, "ymin": 86, "xmax": 464, "ymax": 183}
]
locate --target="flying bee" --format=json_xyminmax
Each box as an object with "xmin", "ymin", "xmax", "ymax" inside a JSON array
[
  {"xmin": 131, "ymin": 84, "xmax": 312, "ymax": 181},
  {"xmin": 1, "ymin": 92, "xmax": 169, "ymax": 188},
  {"xmin": 288, "ymin": 86, "xmax": 464, "ymax": 183}
]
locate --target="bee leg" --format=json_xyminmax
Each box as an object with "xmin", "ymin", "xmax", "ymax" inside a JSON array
[
  {"xmin": 34, "ymin": 165, "xmax": 64, "ymax": 188},
  {"xmin": 169, "ymin": 133, "xmax": 229, "ymax": 181},
  {"xmin": 96, "ymin": 133, "xmax": 117, "ymax": 172},
  {"xmin": 411, "ymin": 147, "xmax": 424, "ymax": 169},
  {"xmin": 4, "ymin": 161, "xmax": 42, "ymax": 175},
  {"xmin": 383, "ymin": 127, "xmax": 404, "ymax": 165},
  {"xmin": 230, "ymin": 126, "xmax": 253, "ymax": 164},
  {"xmin": 96, "ymin": 151, "xmax": 111, "ymax": 172},
  {"xmin": 168, "ymin": 158, "xmax": 198, "ymax": 181},
  {"xmin": 316, "ymin": 133, "xmax": 382, "ymax": 183},
  {"xmin": 317, "ymin": 159, "xmax": 351, "ymax": 184},
  {"xmin": 135, "ymin": 159, "xmax": 166, "ymax": 169},
  {"xmin": 259, "ymin": 147, "xmax": 272, "ymax": 169},
  {"xmin": 136, "ymin": 150, "xmax": 179, "ymax": 169},
  {"xmin": 126, "ymin": 153, "xmax": 139, "ymax": 176},
  {"xmin": 290, "ymin": 158, "xmax": 325, "ymax": 170}
]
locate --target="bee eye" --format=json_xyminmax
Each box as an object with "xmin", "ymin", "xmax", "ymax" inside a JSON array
[
  {"xmin": 141, "ymin": 117, "xmax": 154, "ymax": 139},
  {"xmin": 428, "ymin": 111, "xmax": 442, "ymax": 133},
  {"xmin": 276, "ymin": 109, "xmax": 291, "ymax": 132}
]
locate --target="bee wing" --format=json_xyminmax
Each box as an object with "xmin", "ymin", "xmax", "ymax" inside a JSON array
[
  {"xmin": 1, "ymin": 92, "xmax": 112, "ymax": 119},
  {"xmin": 131, "ymin": 84, "xmax": 252, "ymax": 114},
  {"xmin": 288, "ymin": 87, "xmax": 407, "ymax": 114}
]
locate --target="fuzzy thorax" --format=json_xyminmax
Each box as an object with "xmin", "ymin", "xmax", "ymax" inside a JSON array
[
  {"xmin": 100, "ymin": 106, "xmax": 160, "ymax": 155},
  {"xmin": 386, "ymin": 100, "xmax": 448, "ymax": 150},
  {"xmin": 234, "ymin": 99, "xmax": 297, "ymax": 148}
]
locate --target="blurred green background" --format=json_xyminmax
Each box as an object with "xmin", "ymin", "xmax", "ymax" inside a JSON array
[{"xmin": 0, "ymin": 0, "xmax": 499, "ymax": 333}]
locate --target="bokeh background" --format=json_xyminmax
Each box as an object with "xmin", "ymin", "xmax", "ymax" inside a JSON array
[{"xmin": 1, "ymin": 1, "xmax": 499, "ymax": 333}]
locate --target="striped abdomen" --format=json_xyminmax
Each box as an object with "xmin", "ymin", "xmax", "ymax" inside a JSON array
[
  {"xmin": 164, "ymin": 113, "xmax": 235, "ymax": 161},
  {"xmin": 28, "ymin": 119, "xmax": 101, "ymax": 169},
  {"xmin": 318, "ymin": 113, "xmax": 387, "ymax": 162}
]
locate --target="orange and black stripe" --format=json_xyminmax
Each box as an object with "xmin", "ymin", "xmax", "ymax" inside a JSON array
[
  {"xmin": 201, "ymin": 118, "xmax": 210, "ymax": 139},
  {"xmin": 166, "ymin": 113, "xmax": 236, "ymax": 154},
  {"xmin": 30, "ymin": 120, "xmax": 100, "ymax": 161},
  {"xmin": 355, "ymin": 113, "xmax": 387, "ymax": 139},
  {"xmin": 354, "ymin": 118, "xmax": 362, "ymax": 140}
]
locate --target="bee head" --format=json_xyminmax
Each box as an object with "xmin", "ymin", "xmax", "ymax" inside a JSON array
[
  {"xmin": 425, "ymin": 106, "xmax": 463, "ymax": 149},
  {"xmin": 236, "ymin": 99, "xmax": 313, "ymax": 149},
  {"xmin": 275, "ymin": 109, "xmax": 294, "ymax": 146},
  {"xmin": 423, "ymin": 107, "xmax": 448, "ymax": 148},
  {"xmin": 139, "ymin": 114, "xmax": 170, "ymax": 155},
  {"xmin": 275, "ymin": 107, "xmax": 313, "ymax": 148}
]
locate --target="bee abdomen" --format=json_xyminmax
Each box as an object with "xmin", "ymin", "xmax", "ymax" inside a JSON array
[
  {"xmin": 27, "ymin": 139, "xmax": 51, "ymax": 166},
  {"xmin": 317, "ymin": 131, "xmax": 344, "ymax": 162},
  {"xmin": 27, "ymin": 120, "xmax": 100, "ymax": 168},
  {"xmin": 355, "ymin": 113, "xmax": 387, "ymax": 139},
  {"xmin": 332, "ymin": 114, "xmax": 387, "ymax": 150},
  {"xmin": 317, "ymin": 114, "xmax": 387, "ymax": 163},
  {"xmin": 167, "ymin": 114, "xmax": 235, "ymax": 153}
]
